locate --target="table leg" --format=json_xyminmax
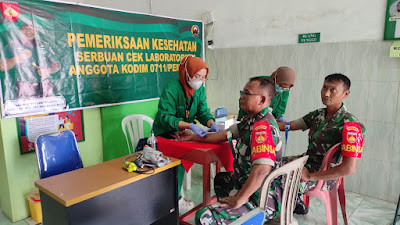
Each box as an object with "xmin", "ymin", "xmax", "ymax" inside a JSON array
[{"xmin": 203, "ymin": 163, "xmax": 211, "ymax": 205}]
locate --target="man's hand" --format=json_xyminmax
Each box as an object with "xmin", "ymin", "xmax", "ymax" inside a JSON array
[
  {"xmin": 210, "ymin": 123, "xmax": 221, "ymax": 133},
  {"xmin": 219, "ymin": 196, "xmax": 247, "ymax": 209},
  {"xmin": 301, "ymin": 167, "xmax": 311, "ymax": 181},
  {"xmin": 176, "ymin": 130, "xmax": 196, "ymax": 142},
  {"xmin": 36, "ymin": 67, "xmax": 51, "ymax": 78}
]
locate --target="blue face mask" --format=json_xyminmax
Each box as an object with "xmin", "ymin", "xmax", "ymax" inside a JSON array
[{"xmin": 275, "ymin": 83, "xmax": 284, "ymax": 93}]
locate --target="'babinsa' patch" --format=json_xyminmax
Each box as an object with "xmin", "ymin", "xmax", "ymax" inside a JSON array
[
  {"xmin": 341, "ymin": 122, "xmax": 363, "ymax": 158},
  {"xmin": 251, "ymin": 120, "xmax": 275, "ymax": 162}
]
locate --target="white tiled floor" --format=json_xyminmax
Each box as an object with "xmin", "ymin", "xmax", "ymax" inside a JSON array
[
  {"xmin": 0, "ymin": 183, "xmax": 399, "ymax": 225},
  {"xmin": 183, "ymin": 182, "xmax": 399, "ymax": 225}
]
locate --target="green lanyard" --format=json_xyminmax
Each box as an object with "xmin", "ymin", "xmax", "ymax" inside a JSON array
[{"xmin": 184, "ymin": 97, "xmax": 194, "ymax": 122}]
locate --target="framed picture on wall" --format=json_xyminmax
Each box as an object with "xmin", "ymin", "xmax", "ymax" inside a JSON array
[
  {"xmin": 17, "ymin": 110, "xmax": 84, "ymax": 154},
  {"xmin": 384, "ymin": 0, "xmax": 400, "ymax": 40}
]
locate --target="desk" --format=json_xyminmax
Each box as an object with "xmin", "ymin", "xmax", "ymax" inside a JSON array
[
  {"xmin": 35, "ymin": 155, "xmax": 181, "ymax": 225},
  {"xmin": 157, "ymin": 138, "xmax": 233, "ymax": 225}
]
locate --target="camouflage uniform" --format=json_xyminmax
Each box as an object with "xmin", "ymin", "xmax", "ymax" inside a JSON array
[
  {"xmin": 196, "ymin": 107, "xmax": 283, "ymax": 225},
  {"xmin": 3, "ymin": 39, "xmax": 59, "ymax": 100},
  {"xmin": 284, "ymin": 104, "xmax": 365, "ymax": 192}
]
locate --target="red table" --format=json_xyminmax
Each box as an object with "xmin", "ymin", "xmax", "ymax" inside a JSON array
[{"xmin": 157, "ymin": 137, "xmax": 234, "ymax": 225}]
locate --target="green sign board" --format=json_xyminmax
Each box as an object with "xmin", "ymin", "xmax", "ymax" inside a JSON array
[
  {"xmin": 298, "ymin": 33, "xmax": 320, "ymax": 43},
  {"xmin": 384, "ymin": 0, "xmax": 400, "ymax": 40},
  {"xmin": 0, "ymin": 0, "xmax": 203, "ymax": 118}
]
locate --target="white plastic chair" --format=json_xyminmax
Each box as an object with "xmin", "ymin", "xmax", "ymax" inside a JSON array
[
  {"xmin": 231, "ymin": 155, "xmax": 309, "ymax": 225},
  {"xmin": 121, "ymin": 114, "xmax": 154, "ymax": 154}
]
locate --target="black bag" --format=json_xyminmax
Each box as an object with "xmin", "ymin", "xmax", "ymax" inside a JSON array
[{"xmin": 135, "ymin": 138, "xmax": 148, "ymax": 152}]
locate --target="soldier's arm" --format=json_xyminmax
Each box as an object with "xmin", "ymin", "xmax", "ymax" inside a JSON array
[
  {"xmin": 0, "ymin": 56, "xmax": 20, "ymax": 71},
  {"xmin": 235, "ymin": 164, "xmax": 272, "ymax": 202},
  {"xmin": 219, "ymin": 164, "xmax": 272, "ymax": 209},
  {"xmin": 303, "ymin": 121, "xmax": 363, "ymax": 181},
  {"xmin": 0, "ymin": 49, "xmax": 32, "ymax": 71},
  {"xmin": 277, "ymin": 120, "xmax": 300, "ymax": 131},
  {"xmin": 301, "ymin": 157, "xmax": 358, "ymax": 181}
]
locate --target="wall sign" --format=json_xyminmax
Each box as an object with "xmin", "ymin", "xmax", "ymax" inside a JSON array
[
  {"xmin": 298, "ymin": 33, "xmax": 320, "ymax": 43},
  {"xmin": 17, "ymin": 110, "xmax": 84, "ymax": 154},
  {"xmin": 384, "ymin": 0, "xmax": 400, "ymax": 40},
  {"xmin": 0, "ymin": 0, "xmax": 203, "ymax": 118}
]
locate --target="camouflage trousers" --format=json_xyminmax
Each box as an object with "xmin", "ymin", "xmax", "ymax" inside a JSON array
[
  {"xmin": 282, "ymin": 155, "xmax": 337, "ymax": 192},
  {"xmin": 16, "ymin": 79, "xmax": 55, "ymax": 99},
  {"xmin": 196, "ymin": 172, "xmax": 282, "ymax": 225}
]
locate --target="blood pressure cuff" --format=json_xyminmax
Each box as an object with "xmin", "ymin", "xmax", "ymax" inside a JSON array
[
  {"xmin": 341, "ymin": 122, "xmax": 363, "ymax": 158},
  {"xmin": 250, "ymin": 120, "xmax": 276, "ymax": 165}
]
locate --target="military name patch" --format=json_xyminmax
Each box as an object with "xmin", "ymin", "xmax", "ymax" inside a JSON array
[
  {"xmin": 341, "ymin": 122, "xmax": 363, "ymax": 158},
  {"xmin": 251, "ymin": 120, "xmax": 275, "ymax": 162}
]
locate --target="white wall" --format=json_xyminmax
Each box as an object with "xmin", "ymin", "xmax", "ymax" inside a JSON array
[{"xmin": 75, "ymin": 0, "xmax": 387, "ymax": 48}]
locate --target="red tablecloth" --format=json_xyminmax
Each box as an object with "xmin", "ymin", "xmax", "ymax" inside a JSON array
[{"xmin": 157, "ymin": 136, "xmax": 234, "ymax": 172}]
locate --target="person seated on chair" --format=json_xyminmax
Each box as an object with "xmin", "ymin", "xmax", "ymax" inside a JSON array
[
  {"xmin": 277, "ymin": 73, "xmax": 366, "ymax": 215},
  {"xmin": 237, "ymin": 66, "xmax": 296, "ymax": 122},
  {"xmin": 152, "ymin": 55, "xmax": 221, "ymax": 212},
  {"xmin": 177, "ymin": 77, "xmax": 283, "ymax": 224}
]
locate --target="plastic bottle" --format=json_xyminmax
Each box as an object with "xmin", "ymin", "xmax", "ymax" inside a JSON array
[{"xmin": 147, "ymin": 130, "xmax": 158, "ymax": 150}]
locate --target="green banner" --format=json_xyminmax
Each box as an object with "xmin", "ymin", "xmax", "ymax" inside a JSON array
[
  {"xmin": 384, "ymin": 0, "xmax": 400, "ymax": 40},
  {"xmin": 0, "ymin": 0, "xmax": 203, "ymax": 118}
]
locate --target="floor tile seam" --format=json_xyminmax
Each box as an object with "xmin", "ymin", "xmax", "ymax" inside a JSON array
[
  {"xmin": 361, "ymin": 195, "xmax": 398, "ymax": 210},
  {"xmin": 347, "ymin": 195, "xmax": 365, "ymax": 218},
  {"xmin": 350, "ymin": 215, "xmax": 393, "ymax": 225}
]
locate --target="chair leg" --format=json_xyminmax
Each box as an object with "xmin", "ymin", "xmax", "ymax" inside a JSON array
[
  {"xmin": 324, "ymin": 189, "xmax": 338, "ymax": 225},
  {"xmin": 210, "ymin": 162, "xmax": 215, "ymax": 190},
  {"xmin": 337, "ymin": 180, "xmax": 348, "ymax": 225}
]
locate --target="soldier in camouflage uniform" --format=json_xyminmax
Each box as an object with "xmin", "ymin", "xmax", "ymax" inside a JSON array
[
  {"xmin": 278, "ymin": 73, "xmax": 365, "ymax": 212},
  {"xmin": 0, "ymin": 20, "xmax": 61, "ymax": 100},
  {"xmin": 177, "ymin": 77, "xmax": 283, "ymax": 225}
]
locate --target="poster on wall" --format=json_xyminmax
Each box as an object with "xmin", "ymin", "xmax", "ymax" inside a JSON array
[
  {"xmin": 17, "ymin": 110, "xmax": 84, "ymax": 154},
  {"xmin": 0, "ymin": 0, "xmax": 203, "ymax": 118},
  {"xmin": 384, "ymin": 0, "xmax": 400, "ymax": 40}
]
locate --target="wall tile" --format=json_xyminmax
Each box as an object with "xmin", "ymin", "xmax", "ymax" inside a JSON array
[
  {"xmin": 359, "ymin": 159, "xmax": 391, "ymax": 200},
  {"xmin": 366, "ymin": 81, "xmax": 399, "ymax": 123},
  {"xmin": 387, "ymin": 163, "xmax": 400, "ymax": 204},
  {"xmin": 392, "ymin": 123, "xmax": 400, "ymax": 164},
  {"xmin": 343, "ymin": 41, "xmax": 374, "ymax": 81},
  {"xmin": 294, "ymin": 43, "xmax": 324, "ymax": 79},
  {"xmin": 397, "ymin": 82, "xmax": 400, "ymax": 124},
  {"xmin": 345, "ymin": 158, "xmax": 362, "ymax": 194},
  {"xmin": 287, "ymin": 130, "xmax": 309, "ymax": 156},
  {"xmin": 362, "ymin": 121, "xmax": 394, "ymax": 163},
  {"xmin": 319, "ymin": 42, "xmax": 346, "ymax": 76},
  {"xmin": 370, "ymin": 41, "xmax": 400, "ymax": 82},
  {"xmin": 343, "ymin": 81, "xmax": 369, "ymax": 121},
  {"xmin": 289, "ymin": 79, "xmax": 322, "ymax": 118}
]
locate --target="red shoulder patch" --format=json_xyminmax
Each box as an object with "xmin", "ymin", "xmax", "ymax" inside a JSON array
[
  {"xmin": 251, "ymin": 120, "xmax": 275, "ymax": 162},
  {"xmin": 341, "ymin": 122, "xmax": 363, "ymax": 158}
]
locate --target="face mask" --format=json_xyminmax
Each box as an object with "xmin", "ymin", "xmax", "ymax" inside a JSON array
[
  {"xmin": 275, "ymin": 83, "xmax": 284, "ymax": 93},
  {"xmin": 187, "ymin": 74, "xmax": 203, "ymax": 90},
  {"xmin": 183, "ymin": 57, "xmax": 203, "ymax": 90}
]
